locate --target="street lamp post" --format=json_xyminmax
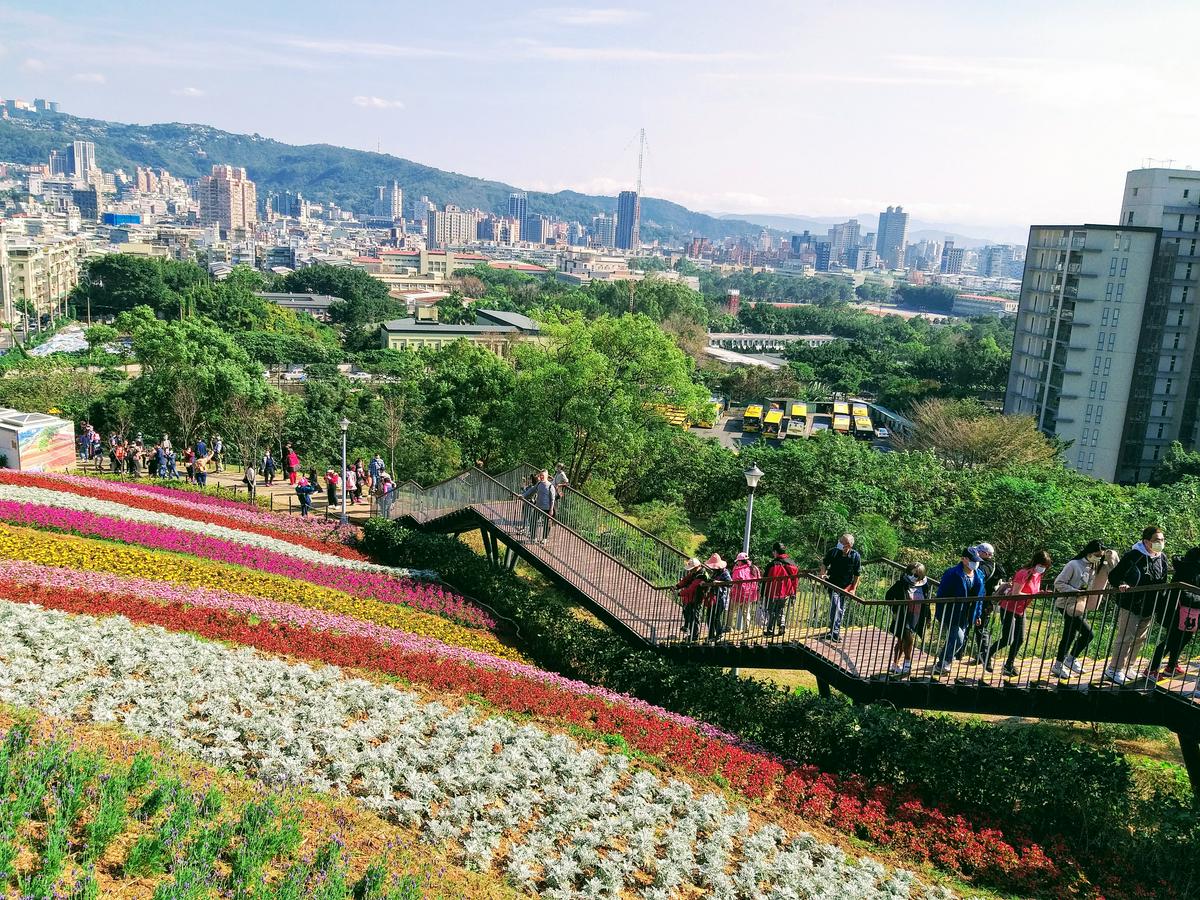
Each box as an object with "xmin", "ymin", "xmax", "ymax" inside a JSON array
[
  {"xmin": 339, "ymin": 417, "xmax": 350, "ymax": 526},
  {"xmin": 734, "ymin": 464, "xmax": 763, "ymax": 678}
]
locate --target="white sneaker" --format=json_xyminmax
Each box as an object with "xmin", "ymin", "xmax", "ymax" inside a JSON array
[
  {"xmin": 1065, "ymin": 656, "xmax": 1084, "ymax": 674},
  {"xmin": 1050, "ymin": 661, "xmax": 1066, "ymax": 678},
  {"xmin": 1103, "ymin": 668, "xmax": 1127, "ymax": 685},
  {"xmin": 931, "ymin": 663, "xmax": 949, "ymax": 676}
]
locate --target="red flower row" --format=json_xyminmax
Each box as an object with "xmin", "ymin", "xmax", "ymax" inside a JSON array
[
  {"xmin": 0, "ymin": 471, "xmax": 368, "ymax": 561},
  {"xmin": 0, "ymin": 579, "xmax": 1082, "ymax": 896}
]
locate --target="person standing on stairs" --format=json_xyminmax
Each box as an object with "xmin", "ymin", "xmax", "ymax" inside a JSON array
[
  {"xmin": 1050, "ymin": 540, "xmax": 1110, "ymax": 678},
  {"xmin": 522, "ymin": 470, "xmax": 556, "ymax": 544}
]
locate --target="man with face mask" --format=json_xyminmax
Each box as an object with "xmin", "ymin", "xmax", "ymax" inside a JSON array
[
  {"xmin": 819, "ymin": 533, "xmax": 861, "ymax": 643},
  {"xmin": 1105, "ymin": 525, "xmax": 1170, "ymax": 685},
  {"xmin": 932, "ymin": 548, "xmax": 986, "ymax": 676}
]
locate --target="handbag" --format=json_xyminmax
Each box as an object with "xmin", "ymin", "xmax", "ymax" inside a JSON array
[{"xmin": 1179, "ymin": 605, "xmax": 1200, "ymax": 633}]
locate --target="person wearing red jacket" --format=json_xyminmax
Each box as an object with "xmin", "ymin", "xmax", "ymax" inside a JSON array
[
  {"xmin": 676, "ymin": 558, "xmax": 706, "ymax": 642},
  {"xmin": 988, "ymin": 549, "xmax": 1051, "ymax": 678}
]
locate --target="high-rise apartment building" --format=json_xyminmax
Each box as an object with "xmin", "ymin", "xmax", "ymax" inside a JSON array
[
  {"xmin": 591, "ymin": 213, "xmax": 616, "ymax": 249},
  {"xmin": 426, "ymin": 204, "xmax": 480, "ymax": 249},
  {"xmin": 70, "ymin": 141, "xmax": 96, "ymax": 179},
  {"xmin": 508, "ymin": 191, "xmax": 527, "ymax": 224},
  {"xmin": 940, "ymin": 241, "xmax": 965, "ymax": 274},
  {"xmin": 827, "ymin": 219, "xmax": 860, "ymax": 265},
  {"xmin": 875, "ymin": 206, "xmax": 908, "ymax": 269},
  {"xmin": 199, "ymin": 165, "xmax": 257, "ymax": 235},
  {"xmin": 616, "ymin": 190, "xmax": 640, "ymax": 250},
  {"xmin": 374, "ymin": 180, "xmax": 403, "ymax": 220}
]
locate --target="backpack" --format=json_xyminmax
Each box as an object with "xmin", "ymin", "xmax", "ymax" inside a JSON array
[{"xmin": 766, "ymin": 557, "xmax": 799, "ymax": 598}]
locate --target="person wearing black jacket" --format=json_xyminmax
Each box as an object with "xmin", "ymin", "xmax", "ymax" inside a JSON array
[
  {"xmin": 1105, "ymin": 525, "xmax": 1170, "ymax": 685},
  {"xmin": 1147, "ymin": 547, "xmax": 1200, "ymax": 680},
  {"xmin": 960, "ymin": 541, "xmax": 1006, "ymax": 665},
  {"xmin": 888, "ymin": 562, "xmax": 931, "ymax": 676}
]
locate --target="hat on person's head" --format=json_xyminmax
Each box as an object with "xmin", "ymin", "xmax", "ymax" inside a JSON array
[
  {"xmin": 772, "ymin": 541, "xmax": 787, "ymax": 556},
  {"xmin": 684, "ymin": 557, "xmax": 701, "ymax": 571},
  {"xmin": 735, "ymin": 551, "xmax": 749, "ymax": 562},
  {"xmin": 974, "ymin": 542, "xmax": 995, "ymax": 557},
  {"xmin": 961, "ymin": 547, "xmax": 981, "ymax": 563},
  {"xmin": 704, "ymin": 553, "xmax": 726, "ymax": 569}
]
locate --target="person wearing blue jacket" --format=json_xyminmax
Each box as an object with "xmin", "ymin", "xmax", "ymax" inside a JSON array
[{"xmin": 933, "ymin": 547, "xmax": 986, "ymax": 675}]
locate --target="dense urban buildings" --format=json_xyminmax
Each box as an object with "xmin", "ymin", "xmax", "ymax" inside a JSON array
[{"xmin": 198, "ymin": 164, "xmax": 257, "ymax": 236}]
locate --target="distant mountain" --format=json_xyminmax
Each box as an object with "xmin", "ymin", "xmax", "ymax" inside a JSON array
[
  {"xmin": 718, "ymin": 212, "xmax": 1030, "ymax": 248},
  {"xmin": 0, "ymin": 109, "xmax": 765, "ymax": 242}
]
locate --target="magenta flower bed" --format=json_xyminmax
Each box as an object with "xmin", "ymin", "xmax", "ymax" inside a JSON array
[{"xmin": 0, "ymin": 500, "xmax": 493, "ymax": 629}]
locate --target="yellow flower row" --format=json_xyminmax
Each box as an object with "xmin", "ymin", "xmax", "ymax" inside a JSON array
[{"xmin": 0, "ymin": 524, "xmax": 526, "ymax": 663}]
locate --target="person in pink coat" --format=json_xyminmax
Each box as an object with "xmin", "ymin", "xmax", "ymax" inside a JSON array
[{"xmin": 988, "ymin": 549, "xmax": 1051, "ymax": 678}]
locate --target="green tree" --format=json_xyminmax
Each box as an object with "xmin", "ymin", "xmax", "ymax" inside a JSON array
[{"xmin": 275, "ymin": 264, "xmax": 402, "ymax": 330}]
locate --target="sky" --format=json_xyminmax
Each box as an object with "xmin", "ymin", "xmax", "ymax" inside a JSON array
[{"xmin": 3, "ymin": 0, "xmax": 1199, "ymax": 234}]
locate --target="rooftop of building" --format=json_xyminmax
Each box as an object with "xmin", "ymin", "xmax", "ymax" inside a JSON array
[{"xmin": 381, "ymin": 309, "xmax": 540, "ymax": 335}]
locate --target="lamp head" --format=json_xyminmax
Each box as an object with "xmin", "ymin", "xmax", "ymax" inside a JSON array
[{"xmin": 743, "ymin": 463, "xmax": 763, "ymax": 490}]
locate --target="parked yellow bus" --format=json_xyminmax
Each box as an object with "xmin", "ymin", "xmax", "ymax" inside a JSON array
[
  {"xmin": 763, "ymin": 408, "xmax": 785, "ymax": 438},
  {"xmin": 833, "ymin": 401, "xmax": 850, "ymax": 417},
  {"xmin": 742, "ymin": 405, "xmax": 764, "ymax": 432},
  {"xmin": 833, "ymin": 414, "xmax": 852, "ymax": 433},
  {"xmin": 853, "ymin": 416, "xmax": 874, "ymax": 439}
]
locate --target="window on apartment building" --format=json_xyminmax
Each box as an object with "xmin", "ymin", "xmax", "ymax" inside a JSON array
[
  {"xmin": 1187, "ymin": 264, "xmax": 1194, "ymax": 280},
  {"xmin": 1125, "ymin": 235, "xmax": 1133, "ymax": 250},
  {"xmin": 1100, "ymin": 382, "xmax": 1108, "ymax": 399},
  {"xmin": 1077, "ymin": 450, "xmax": 1086, "ymax": 467},
  {"xmin": 1087, "ymin": 453, "xmax": 1096, "ymax": 470},
  {"xmin": 1085, "ymin": 403, "xmax": 1094, "ymax": 422},
  {"xmin": 1161, "ymin": 401, "xmax": 1169, "ymax": 416},
  {"xmin": 1090, "ymin": 380, "xmax": 1098, "ymax": 397},
  {"xmin": 1108, "ymin": 333, "xmax": 1117, "ymax": 351},
  {"xmin": 1170, "ymin": 356, "xmax": 1178, "ymax": 372},
  {"xmin": 1121, "ymin": 258, "xmax": 1129, "ymax": 276},
  {"xmin": 1109, "ymin": 258, "xmax": 1119, "ymax": 277},
  {"xmin": 1102, "ymin": 308, "xmax": 1110, "ymax": 326},
  {"xmin": 1094, "ymin": 355, "xmax": 1103, "ymax": 373},
  {"xmin": 1133, "ymin": 188, "xmax": 1139, "ymax": 196},
  {"xmin": 1184, "ymin": 287, "xmax": 1191, "ymax": 304},
  {"xmin": 1106, "ymin": 283, "xmax": 1115, "ymax": 301},
  {"xmin": 1187, "ymin": 189, "xmax": 1192, "ymax": 199},
  {"xmin": 1158, "ymin": 423, "xmax": 1166, "ymax": 439},
  {"xmin": 1180, "ymin": 215, "xmax": 1187, "ymax": 231},
  {"xmin": 1127, "ymin": 211, "xmax": 1135, "ymax": 224},
  {"xmin": 1095, "ymin": 406, "xmax": 1104, "ymax": 424},
  {"xmin": 1194, "ymin": 217, "xmax": 1200, "ymax": 233},
  {"xmin": 1153, "ymin": 447, "xmax": 1162, "ymax": 461},
  {"xmin": 1178, "ymin": 310, "xmax": 1186, "ymax": 326},
  {"xmin": 1166, "ymin": 379, "xmax": 1174, "ymax": 395},
  {"xmin": 1103, "ymin": 358, "xmax": 1112, "ymax": 375},
  {"xmin": 1097, "ymin": 332, "xmax": 1106, "ymax": 350},
  {"xmin": 1116, "ymin": 283, "xmax": 1125, "ymax": 301},
  {"xmin": 1112, "ymin": 307, "xmax": 1121, "ymax": 325},
  {"xmin": 1173, "ymin": 332, "xmax": 1182, "ymax": 349}
]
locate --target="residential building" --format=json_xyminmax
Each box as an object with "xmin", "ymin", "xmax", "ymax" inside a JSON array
[
  {"xmin": 373, "ymin": 180, "xmax": 403, "ymax": 221},
  {"xmin": 426, "ymin": 204, "xmax": 481, "ymax": 249},
  {"xmin": 952, "ymin": 293, "xmax": 1018, "ymax": 317},
  {"xmin": 940, "ymin": 241, "xmax": 965, "ymax": 274},
  {"xmin": 1003, "ymin": 224, "xmax": 1175, "ymax": 483},
  {"xmin": 380, "ymin": 308, "xmax": 542, "ymax": 356},
  {"xmin": 814, "ymin": 241, "xmax": 832, "ymax": 272},
  {"xmin": 523, "ymin": 214, "xmax": 547, "ymax": 245},
  {"xmin": 199, "ymin": 165, "xmax": 257, "ymax": 236},
  {"xmin": 616, "ymin": 189, "xmax": 640, "ymax": 250},
  {"xmin": 828, "ymin": 219, "xmax": 861, "ymax": 265},
  {"xmin": 591, "ymin": 213, "xmax": 616, "ymax": 248},
  {"xmin": 875, "ymin": 206, "xmax": 908, "ymax": 269},
  {"xmin": 70, "ymin": 141, "xmax": 96, "ymax": 179},
  {"xmin": 0, "ymin": 230, "xmax": 80, "ymax": 328},
  {"xmin": 508, "ymin": 191, "xmax": 528, "ymax": 225}
]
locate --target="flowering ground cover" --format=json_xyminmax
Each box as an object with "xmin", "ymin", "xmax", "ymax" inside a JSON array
[
  {"xmin": 0, "ymin": 599, "xmax": 957, "ymax": 900},
  {"xmin": 0, "ymin": 470, "xmax": 366, "ymax": 558},
  {"xmin": 0, "ymin": 523, "xmax": 522, "ymax": 661},
  {"xmin": 0, "ymin": 488, "xmax": 490, "ymax": 627}
]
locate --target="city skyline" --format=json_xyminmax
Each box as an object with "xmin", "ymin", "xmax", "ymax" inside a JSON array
[{"xmin": 3, "ymin": 2, "xmax": 1199, "ymax": 232}]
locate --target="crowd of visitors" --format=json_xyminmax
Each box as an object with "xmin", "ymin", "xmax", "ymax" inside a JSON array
[{"xmin": 670, "ymin": 521, "xmax": 1200, "ymax": 685}]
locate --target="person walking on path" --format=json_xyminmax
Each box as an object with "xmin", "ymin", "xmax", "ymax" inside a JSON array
[
  {"xmin": 933, "ymin": 548, "xmax": 986, "ymax": 676},
  {"xmin": 552, "ymin": 463, "xmax": 571, "ymax": 500},
  {"xmin": 262, "ymin": 449, "xmax": 276, "ymax": 486},
  {"xmin": 727, "ymin": 552, "xmax": 760, "ymax": 633},
  {"xmin": 285, "ymin": 444, "xmax": 300, "ymax": 486},
  {"xmin": 819, "ymin": 533, "xmax": 861, "ymax": 643},
  {"xmin": 193, "ymin": 452, "xmax": 211, "ymax": 489},
  {"xmin": 703, "ymin": 553, "xmax": 732, "ymax": 642},
  {"xmin": 762, "ymin": 543, "xmax": 800, "ymax": 638},
  {"xmin": 325, "ymin": 469, "xmax": 339, "ymax": 509},
  {"xmin": 345, "ymin": 465, "xmax": 359, "ymax": 504},
  {"xmin": 988, "ymin": 550, "xmax": 1051, "ymax": 677},
  {"xmin": 888, "ymin": 562, "xmax": 931, "ymax": 676},
  {"xmin": 212, "ymin": 434, "xmax": 224, "ymax": 472},
  {"xmin": 960, "ymin": 542, "xmax": 1005, "ymax": 664},
  {"xmin": 521, "ymin": 470, "xmax": 556, "ymax": 544},
  {"xmin": 1147, "ymin": 546, "xmax": 1200, "ymax": 681},
  {"xmin": 368, "ymin": 454, "xmax": 383, "ymax": 495},
  {"xmin": 1050, "ymin": 540, "xmax": 1111, "ymax": 678},
  {"xmin": 1105, "ymin": 526, "xmax": 1171, "ymax": 685},
  {"xmin": 242, "ymin": 460, "xmax": 257, "ymax": 505},
  {"xmin": 295, "ymin": 476, "xmax": 317, "ymax": 517}
]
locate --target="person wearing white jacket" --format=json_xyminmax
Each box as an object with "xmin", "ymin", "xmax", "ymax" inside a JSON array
[{"xmin": 1050, "ymin": 540, "xmax": 1114, "ymax": 678}]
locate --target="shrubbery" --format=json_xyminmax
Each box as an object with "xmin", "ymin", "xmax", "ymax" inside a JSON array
[{"xmin": 364, "ymin": 520, "xmax": 1200, "ymax": 897}]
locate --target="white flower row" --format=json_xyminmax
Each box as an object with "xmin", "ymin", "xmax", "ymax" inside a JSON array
[
  {"xmin": 0, "ymin": 600, "xmax": 955, "ymax": 900},
  {"xmin": 0, "ymin": 483, "xmax": 417, "ymax": 577}
]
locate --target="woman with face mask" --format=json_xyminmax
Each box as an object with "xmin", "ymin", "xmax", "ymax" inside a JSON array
[
  {"xmin": 1105, "ymin": 526, "xmax": 1170, "ymax": 686},
  {"xmin": 1051, "ymin": 540, "xmax": 1110, "ymax": 678},
  {"xmin": 988, "ymin": 549, "xmax": 1052, "ymax": 678},
  {"xmin": 887, "ymin": 562, "xmax": 930, "ymax": 676},
  {"xmin": 1146, "ymin": 546, "xmax": 1200, "ymax": 681}
]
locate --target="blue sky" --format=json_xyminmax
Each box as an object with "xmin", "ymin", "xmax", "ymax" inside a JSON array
[{"xmin": 3, "ymin": 1, "xmax": 1199, "ymax": 233}]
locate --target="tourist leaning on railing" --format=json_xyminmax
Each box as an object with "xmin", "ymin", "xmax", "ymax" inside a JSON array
[
  {"xmin": 962, "ymin": 542, "xmax": 1005, "ymax": 665},
  {"xmin": 1148, "ymin": 547, "xmax": 1200, "ymax": 679},
  {"xmin": 1050, "ymin": 540, "xmax": 1112, "ymax": 678},
  {"xmin": 762, "ymin": 543, "xmax": 799, "ymax": 638},
  {"xmin": 988, "ymin": 550, "xmax": 1051, "ymax": 678},
  {"xmin": 819, "ymin": 533, "xmax": 861, "ymax": 644},
  {"xmin": 888, "ymin": 562, "xmax": 931, "ymax": 676},
  {"xmin": 1105, "ymin": 526, "xmax": 1170, "ymax": 685}
]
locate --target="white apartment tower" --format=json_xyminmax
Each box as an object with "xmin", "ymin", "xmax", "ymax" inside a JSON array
[{"xmin": 199, "ymin": 165, "xmax": 258, "ymax": 236}]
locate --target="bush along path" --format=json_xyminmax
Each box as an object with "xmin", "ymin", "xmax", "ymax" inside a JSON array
[{"xmin": 361, "ymin": 521, "xmax": 1200, "ymax": 900}]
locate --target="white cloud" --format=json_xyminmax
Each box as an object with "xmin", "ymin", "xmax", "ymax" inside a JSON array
[
  {"xmin": 541, "ymin": 8, "xmax": 645, "ymax": 26},
  {"xmin": 72, "ymin": 72, "xmax": 106, "ymax": 84},
  {"xmin": 352, "ymin": 95, "xmax": 404, "ymax": 110},
  {"xmin": 171, "ymin": 86, "xmax": 205, "ymax": 97},
  {"xmin": 20, "ymin": 58, "xmax": 45, "ymax": 72},
  {"xmin": 276, "ymin": 37, "xmax": 462, "ymax": 59},
  {"xmin": 519, "ymin": 40, "xmax": 745, "ymax": 63}
]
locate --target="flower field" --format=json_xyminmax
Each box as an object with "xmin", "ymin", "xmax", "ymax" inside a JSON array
[{"xmin": 0, "ymin": 471, "xmax": 1058, "ymax": 897}]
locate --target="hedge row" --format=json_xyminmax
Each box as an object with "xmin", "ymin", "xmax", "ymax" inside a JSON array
[{"xmin": 362, "ymin": 521, "xmax": 1200, "ymax": 897}]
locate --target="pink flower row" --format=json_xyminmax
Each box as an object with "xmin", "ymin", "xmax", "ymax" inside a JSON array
[
  {"xmin": 0, "ymin": 499, "xmax": 494, "ymax": 629},
  {"xmin": 0, "ymin": 557, "xmax": 740, "ymax": 744},
  {"xmin": 43, "ymin": 473, "xmax": 358, "ymax": 543}
]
